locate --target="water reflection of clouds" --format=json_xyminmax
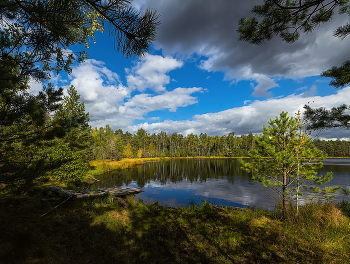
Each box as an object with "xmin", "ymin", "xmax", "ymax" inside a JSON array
[
  {"xmin": 192, "ymin": 179, "xmax": 273, "ymax": 209},
  {"xmin": 133, "ymin": 178, "xmax": 277, "ymax": 209},
  {"xmin": 146, "ymin": 188, "xmax": 160, "ymax": 194},
  {"xmin": 145, "ymin": 180, "xmax": 197, "ymax": 190},
  {"xmin": 323, "ymin": 158, "xmax": 350, "ymax": 166},
  {"xmin": 117, "ymin": 159, "xmax": 350, "ymax": 209}
]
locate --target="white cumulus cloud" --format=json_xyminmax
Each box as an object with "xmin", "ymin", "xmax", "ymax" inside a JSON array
[
  {"xmin": 126, "ymin": 54, "xmax": 183, "ymax": 92},
  {"xmin": 124, "ymin": 87, "xmax": 204, "ymax": 112},
  {"xmin": 133, "ymin": 86, "xmax": 350, "ymax": 138},
  {"xmin": 60, "ymin": 57, "xmax": 203, "ymax": 131}
]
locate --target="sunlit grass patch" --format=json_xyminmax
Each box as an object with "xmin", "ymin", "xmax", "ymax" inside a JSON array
[
  {"xmin": 176, "ymin": 156, "xmax": 249, "ymax": 159},
  {"xmin": 89, "ymin": 158, "xmax": 167, "ymax": 174},
  {"xmin": 286, "ymin": 202, "xmax": 346, "ymax": 227},
  {"xmin": 92, "ymin": 210, "xmax": 131, "ymax": 230},
  {"xmin": 279, "ymin": 203, "xmax": 350, "ymax": 262},
  {"xmin": 250, "ymin": 215, "xmax": 280, "ymax": 229}
]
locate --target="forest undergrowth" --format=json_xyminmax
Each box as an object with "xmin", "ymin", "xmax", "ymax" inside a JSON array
[{"xmin": 0, "ymin": 187, "xmax": 349, "ymax": 264}]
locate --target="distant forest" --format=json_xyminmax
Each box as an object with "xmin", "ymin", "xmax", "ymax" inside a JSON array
[{"xmin": 91, "ymin": 125, "xmax": 350, "ymax": 160}]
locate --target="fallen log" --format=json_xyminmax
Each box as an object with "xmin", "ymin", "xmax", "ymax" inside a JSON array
[
  {"xmin": 47, "ymin": 185, "xmax": 75, "ymax": 197},
  {"xmin": 47, "ymin": 185, "xmax": 144, "ymax": 199}
]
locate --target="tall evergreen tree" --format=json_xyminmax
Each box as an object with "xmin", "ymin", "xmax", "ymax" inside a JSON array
[
  {"xmin": 43, "ymin": 86, "xmax": 92, "ymax": 182},
  {"xmin": 0, "ymin": 86, "xmax": 92, "ymax": 188}
]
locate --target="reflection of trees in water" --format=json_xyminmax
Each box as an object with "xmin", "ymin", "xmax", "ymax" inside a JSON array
[
  {"xmin": 318, "ymin": 163, "xmax": 350, "ymax": 189},
  {"xmin": 320, "ymin": 164, "xmax": 350, "ymax": 175},
  {"xmin": 97, "ymin": 159, "xmax": 350, "ymax": 189},
  {"xmin": 97, "ymin": 159, "xmax": 251, "ymax": 188}
]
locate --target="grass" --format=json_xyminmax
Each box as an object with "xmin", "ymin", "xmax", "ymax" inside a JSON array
[
  {"xmin": 88, "ymin": 158, "xmax": 168, "ymax": 175},
  {"xmin": 0, "ymin": 188, "xmax": 349, "ymax": 264}
]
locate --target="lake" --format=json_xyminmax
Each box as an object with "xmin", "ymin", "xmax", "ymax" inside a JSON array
[{"xmin": 96, "ymin": 158, "xmax": 350, "ymax": 210}]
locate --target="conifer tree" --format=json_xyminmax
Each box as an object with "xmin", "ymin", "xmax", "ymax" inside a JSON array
[
  {"xmin": 304, "ymin": 103, "xmax": 350, "ymax": 130},
  {"xmin": 0, "ymin": 86, "xmax": 92, "ymax": 188},
  {"xmin": 241, "ymin": 111, "xmax": 333, "ymax": 217},
  {"xmin": 45, "ymin": 86, "xmax": 92, "ymax": 182}
]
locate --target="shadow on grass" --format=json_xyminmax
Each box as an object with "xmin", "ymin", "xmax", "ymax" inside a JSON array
[{"xmin": 0, "ymin": 191, "xmax": 349, "ymax": 264}]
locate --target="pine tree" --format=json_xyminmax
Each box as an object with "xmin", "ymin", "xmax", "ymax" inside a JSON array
[
  {"xmin": 0, "ymin": 86, "xmax": 92, "ymax": 188},
  {"xmin": 0, "ymin": 84, "xmax": 63, "ymax": 188},
  {"xmin": 45, "ymin": 86, "xmax": 92, "ymax": 182},
  {"xmin": 241, "ymin": 111, "xmax": 333, "ymax": 218},
  {"xmin": 304, "ymin": 104, "xmax": 350, "ymax": 130}
]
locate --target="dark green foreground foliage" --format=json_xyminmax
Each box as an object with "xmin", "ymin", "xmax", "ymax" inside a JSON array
[
  {"xmin": 0, "ymin": 190, "xmax": 349, "ymax": 264},
  {"xmin": 0, "ymin": 0, "xmax": 159, "ymax": 190}
]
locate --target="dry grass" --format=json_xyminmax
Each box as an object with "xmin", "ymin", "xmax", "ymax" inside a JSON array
[{"xmin": 89, "ymin": 158, "xmax": 167, "ymax": 172}]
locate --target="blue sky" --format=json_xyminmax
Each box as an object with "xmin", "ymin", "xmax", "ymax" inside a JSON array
[{"xmin": 30, "ymin": 0, "xmax": 350, "ymax": 139}]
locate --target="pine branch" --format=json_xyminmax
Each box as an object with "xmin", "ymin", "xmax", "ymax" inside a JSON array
[{"xmin": 272, "ymin": 0, "xmax": 325, "ymax": 11}]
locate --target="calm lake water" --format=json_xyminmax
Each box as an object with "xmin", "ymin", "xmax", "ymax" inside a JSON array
[{"xmin": 96, "ymin": 158, "xmax": 350, "ymax": 210}]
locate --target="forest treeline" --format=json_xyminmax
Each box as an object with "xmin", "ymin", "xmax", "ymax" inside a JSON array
[
  {"xmin": 313, "ymin": 139, "xmax": 350, "ymax": 157},
  {"xmin": 92, "ymin": 126, "xmax": 255, "ymax": 159},
  {"xmin": 91, "ymin": 125, "xmax": 350, "ymax": 160}
]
